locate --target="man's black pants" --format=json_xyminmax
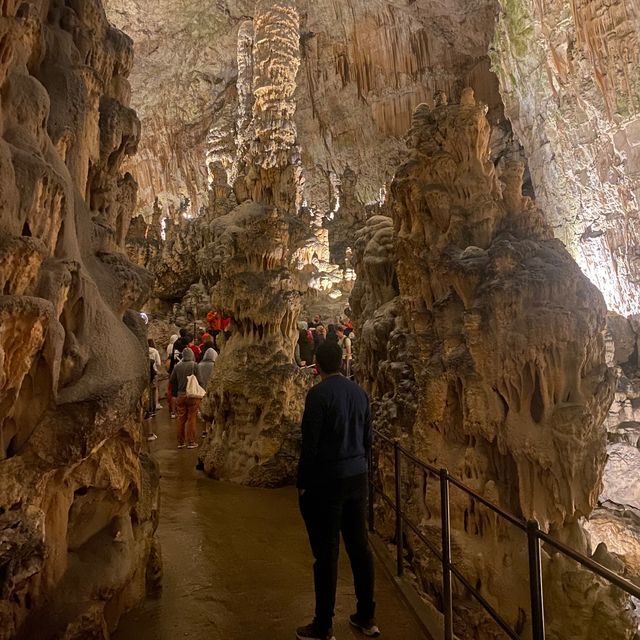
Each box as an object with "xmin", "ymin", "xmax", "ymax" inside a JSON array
[{"xmin": 299, "ymin": 473, "xmax": 375, "ymax": 630}]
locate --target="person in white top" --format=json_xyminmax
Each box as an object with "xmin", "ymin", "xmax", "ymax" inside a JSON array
[
  {"xmin": 148, "ymin": 338, "xmax": 163, "ymax": 413},
  {"xmin": 166, "ymin": 334, "xmax": 179, "ymax": 360}
]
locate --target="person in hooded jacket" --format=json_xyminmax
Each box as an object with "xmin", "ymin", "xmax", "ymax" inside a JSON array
[
  {"xmin": 169, "ymin": 348, "xmax": 204, "ymax": 449},
  {"xmin": 298, "ymin": 321, "xmax": 315, "ymax": 366},
  {"xmin": 198, "ymin": 347, "xmax": 218, "ymax": 387}
]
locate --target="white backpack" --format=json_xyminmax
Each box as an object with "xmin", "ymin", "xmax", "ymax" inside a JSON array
[{"xmin": 186, "ymin": 371, "xmax": 206, "ymax": 398}]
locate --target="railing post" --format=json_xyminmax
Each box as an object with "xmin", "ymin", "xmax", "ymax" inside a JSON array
[
  {"xmin": 394, "ymin": 442, "xmax": 403, "ymax": 576},
  {"xmin": 368, "ymin": 447, "xmax": 375, "ymax": 533},
  {"xmin": 527, "ymin": 520, "xmax": 546, "ymax": 640},
  {"xmin": 440, "ymin": 469, "xmax": 454, "ymax": 640}
]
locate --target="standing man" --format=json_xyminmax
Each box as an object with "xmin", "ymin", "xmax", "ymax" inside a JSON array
[
  {"xmin": 296, "ymin": 342, "xmax": 380, "ymax": 640},
  {"xmin": 335, "ymin": 325, "xmax": 353, "ymax": 378}
]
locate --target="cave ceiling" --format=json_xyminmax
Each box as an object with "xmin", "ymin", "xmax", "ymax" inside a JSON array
[{"xmin": 104, "ymin": 0, "xmax": 502, "ymax": 214}]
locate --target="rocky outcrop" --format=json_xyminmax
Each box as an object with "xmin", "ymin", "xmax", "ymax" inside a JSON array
[
  {"xmin": 0, "ymin": 2, "xmax": 157, "ymax": 638},
  {"xmin": 198, "ymin": 0, "xmax": 310, "ymax": 487},
  {"xmin": 354, "ymin": 93, "xmax": 633, "ymax": 638},
  {"xmin": 492, "ymin": 0, "xmax": 640, "ymax": 316}
]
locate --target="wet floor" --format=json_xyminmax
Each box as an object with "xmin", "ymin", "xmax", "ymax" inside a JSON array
[{"xmin": 114, "ymin": 408, "xmax": 428, "ymax": 640}]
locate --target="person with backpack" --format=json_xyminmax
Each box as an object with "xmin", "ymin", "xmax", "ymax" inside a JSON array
[
  {"xmin": 169, "ymin": 348, "xmax": 205, "ymax": 449},
  {"xmin": 168, "ymin": 329, "xmax": 191, "ymax": 417}
]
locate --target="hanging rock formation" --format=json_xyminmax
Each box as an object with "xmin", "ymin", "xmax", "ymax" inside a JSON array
[
  {"xmin": 354, "ymin": 92, "xmax": 635, "ymax": 638},
  {"xmin": 0, "ymin": 2, "xmax": 157, "ymax": 638},
  {"xmin": 198, "ymin": 0, "xmax": 310, "ymax": 487},
  {"xmin": 492, "ymin": 0, "xmax": 640, "ymax": 316}
]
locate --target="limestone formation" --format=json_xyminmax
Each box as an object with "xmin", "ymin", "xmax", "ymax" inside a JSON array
[
  {"xmin": 492, "ymin": 0, "xmax": 640, "ymax": 316},
  {"xmin": 105, "ymin": 0, "xmax": 504, "ymax": 213},
  {"xmin": 354, "ymin": 93, "xmax": 634, "ymax": 638},
  {"xmin": 0, "ymin": 2, "xmax": 157, "ymax": 638},
  {"xmin": 198, "ymin": 0, "xmax": 309, "ymax": 487}
]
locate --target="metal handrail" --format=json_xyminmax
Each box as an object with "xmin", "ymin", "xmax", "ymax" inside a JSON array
[{"xmin": 369, "ymin": 430, "xmax": 640, "ymax": 640}]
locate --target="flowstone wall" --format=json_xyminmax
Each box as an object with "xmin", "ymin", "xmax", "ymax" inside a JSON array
[
  {"xmin": 352, "ymin": 93, "xmax": 636, "ymax": 639},
  {"xmin": 0, "ymin": 2, "xmax": 157, "ymax": 638}
]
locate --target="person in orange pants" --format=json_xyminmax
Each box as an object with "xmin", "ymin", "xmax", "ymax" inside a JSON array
[{"xmin": 169, "ymin": 348, "xmax": 203, "ymax": 448}]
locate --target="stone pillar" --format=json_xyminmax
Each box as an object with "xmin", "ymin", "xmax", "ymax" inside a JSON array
[{"xmin": 198, "ymin": 0, "xmax": 308, "ymax": 487}]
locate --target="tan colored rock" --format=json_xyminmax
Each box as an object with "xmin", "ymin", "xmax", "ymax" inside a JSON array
[
  {"xmin": 353, "ymin": 93, "xmax": 632, "ymax": 638},
  {"xmin": 0, "ymin": 2, "xmax": 157, "ymax": 638},
  {"xmin": 492, "ymin": 0, "xmax": 640, "ymax": 316},
  {"xmin": 199, "ymin": 0, "xmax": 309, "ymax": 487}
]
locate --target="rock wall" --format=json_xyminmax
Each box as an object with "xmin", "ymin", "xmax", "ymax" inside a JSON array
[
  {"xmin": 492, "ymin": 0, "xmax": 640, "ymax": 316},
  {"xmin": 198, "ymin": 0, "xmax": 310, "ymax": 487},
  {"xmin": 353, "ymin": 93, "xmax": 634, "ymax": 638},
  {"xmin": 0, "ymin": 2, "xmax": 157, "ymax": 638}
]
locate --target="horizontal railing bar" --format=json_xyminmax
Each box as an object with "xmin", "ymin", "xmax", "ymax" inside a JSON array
[
  {"xmin": 401, "ymin": 513, "xmax": 443, "ymax": 561},
  {"xmin": 397, "ymin": 445, "xmax": 439, "ymax": 475},
  {"xmin": 450, "ymin": 565, "xmax": 520, "ymax": 640},
  {"xmin": 536, "ymin": 530, "xmax": 640, "ymax": 599},
  {"xmin": 371, "ymin": 429, "xmax": 640, "ymax": 610},
  {"xmin": 375, "ymin": 431, "xmax": 395, "ymax": 446},
  {"xmin": 372, "ymin": 485, "xmax": 396, "ymax": 511},
  {"xmin": 446, "ymin": 475, "xmax": 527, "ymax": 531}
]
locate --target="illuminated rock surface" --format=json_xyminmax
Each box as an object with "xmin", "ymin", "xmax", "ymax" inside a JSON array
[
  {"xmin": 0, "ymin": 2, "xmax": 158, "ymax": 638},
  {"xmin": 352, "ymin": 93, "xmax": 634, "ymax": 638}
]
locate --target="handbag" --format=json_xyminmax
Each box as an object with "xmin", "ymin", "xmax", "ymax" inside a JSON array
[{"xmin": 186, "ymin": 364, "xmax": 206, "ymax": 399}]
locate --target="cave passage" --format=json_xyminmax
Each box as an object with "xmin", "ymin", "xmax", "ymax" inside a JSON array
[{"xmin": 114, "ymin": 409, "xmax": 428, "ymax": 640}]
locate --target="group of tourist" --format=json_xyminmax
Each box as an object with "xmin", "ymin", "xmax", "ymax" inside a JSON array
[
  {"xmin": 142, "ymin": 327, "xmax": 219, "ymax": 447},
  {"xmin": 141, "ymin": 312, "xmax": 379, "ymax": 640},
  {"xmin": 295, "ymin": 315, "xmax": 355, "ymax": 377}
]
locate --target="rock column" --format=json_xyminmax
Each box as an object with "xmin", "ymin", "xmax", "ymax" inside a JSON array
[{"xmin": 199, "ymin": 0, "xmax": 308, "ymax": 487}]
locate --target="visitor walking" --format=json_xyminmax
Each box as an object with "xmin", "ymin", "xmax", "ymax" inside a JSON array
[
  {"xmin": 148, "ymin": 338, "xmax": 163, "ymax": 413},
  {"xmin": 169, "ymin": 348, "xmax": 204, "ymax": 449},
  {"xmin": 298, "ymin": 321, "xmax": 315, "ymax": 366},
  {"xmin": 325, "ymin": 324, "xmax": 338, "ymax": 344},
  {"xmin": 313, "ymin": 324, "xmax": 326, "ymax": 352},
  {"xmin": 335, "ymin": 325, "xmax": 353, "ymax": 378},
  {"xmin": 296, "ymin": 342, "xmax": 379, "ymax": 640},
  {"xmin": 198, "ymin": 347, "xmax": 218, "ymax": 387}
]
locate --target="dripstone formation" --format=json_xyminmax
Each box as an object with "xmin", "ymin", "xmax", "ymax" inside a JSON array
[
  {"xmin": 352, "ymin": 92, "xmax": 635, "ymax": 639},
  {"xmin": 0, "ymin": 2, "xmax": 157, "ymax": 639},
  {"xmin": 198, "ymin": 0, "xmax": 309, "ymax": 486}
]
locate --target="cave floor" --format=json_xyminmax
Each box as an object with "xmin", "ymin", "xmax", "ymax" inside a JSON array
[{"xmin": 114, "ymin": 408, "xmax": 429, "ymax": 640}]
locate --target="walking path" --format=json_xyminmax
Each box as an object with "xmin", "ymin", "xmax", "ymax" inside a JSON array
[{"xmin": 115, "ymin": 408, "xmax": 429, "ymax": 640}]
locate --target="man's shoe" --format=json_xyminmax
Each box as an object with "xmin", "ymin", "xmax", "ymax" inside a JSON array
[
  {"xmin": 349, "ymin": 614, "xmax": 380, "ymax": 637},
  {"xmin": 187, "ymin": 442, "xmax": 198, "ymax": 449},
  {"xmin": 146, "ymin": 433, "xmax": 158, "ymax": 441},
  {"xmin": 177, "ymin": 443, "xmax": 186, "ymax": 449},
  {"xmin": 295, "ymin": 622, "xmax": 336, "ymax": 640}
]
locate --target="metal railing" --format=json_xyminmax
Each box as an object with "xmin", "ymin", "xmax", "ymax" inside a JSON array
[{"xmin": 368, "ymin": 430, "xmax": 640, "ymax": 640}]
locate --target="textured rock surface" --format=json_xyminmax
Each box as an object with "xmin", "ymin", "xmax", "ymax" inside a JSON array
[
  {"xmin": 492, "ymin": 0, "xmax": 640, "ymax": 316},
  {"xmin": 104, "ymin": 0, "xmax": 505, "ymax": 216},
  {"xmin": 353, "ymin": 94, "xmax": 633, "ymax": 638},
  {"xmin": 197, "ymin": 0, "xmax": 310, "ymax": 486},
  {"xmin": 0, "ymin": 2, "xmax": 157, "ymax": 638}
]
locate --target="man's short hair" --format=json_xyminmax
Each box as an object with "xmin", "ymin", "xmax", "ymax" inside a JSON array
[
  {"xmin": 179, "ymin": 328, "xmax": 188, "ymax": 337},
  {"xmin": 315, "ymin": 342, "xmax": 343, "ymax": 374},
  {"xmin": 335, "ymin": 325, "xmax": 345, "ymax": 333}
]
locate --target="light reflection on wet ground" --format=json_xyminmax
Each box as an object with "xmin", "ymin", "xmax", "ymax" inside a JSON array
[{"xmin": 114, "ymin": 409, "xmax": 428, "ymax": 640}]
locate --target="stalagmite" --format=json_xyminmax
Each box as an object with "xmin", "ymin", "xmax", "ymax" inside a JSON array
[
  {"xmin": 352, "ymin": 92, "xmax": 636, "ymax": 639},
  {"xmin": 197, "ymin": 0, "xmax": 309, "ymax": 486}
]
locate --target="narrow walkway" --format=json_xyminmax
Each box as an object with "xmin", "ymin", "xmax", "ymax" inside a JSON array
[{"xmin": 115, "ymin": 409, "xmax": 428, "ymax": 640}]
